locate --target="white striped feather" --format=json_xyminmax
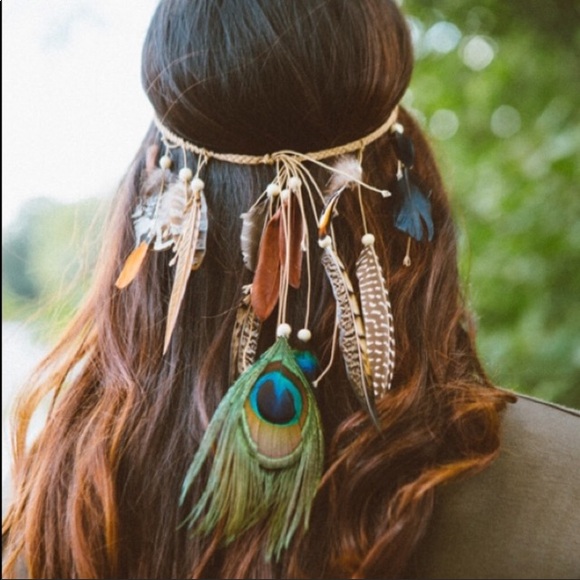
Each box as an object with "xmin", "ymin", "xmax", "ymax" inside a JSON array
[
  {"xmin": 356, "ymin": 242, "xmax": 396, "ymax": 396},
  {"xmin": 320, "ymin": 243, "xmax": 376, "ymax": 419}
]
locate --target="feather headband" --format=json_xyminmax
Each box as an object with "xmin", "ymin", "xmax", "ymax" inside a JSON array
[{"xmin": 115, "ymin": 104, "xmax": 434, "ymax": 559}]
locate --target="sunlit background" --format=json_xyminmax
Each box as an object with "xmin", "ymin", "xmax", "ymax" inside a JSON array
[{"xmin": 3, "ymin": 0, "xmax": 580, "ymax": 478}]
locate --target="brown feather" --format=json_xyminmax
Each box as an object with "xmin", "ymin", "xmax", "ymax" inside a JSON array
[
  {"xmin": 279, "ymin": 198, "xmax": 303, "ymax": 289},
  {"xmin": 115, "ymin": 241, "xmax": 149, "ymax": 289},
  {"xmin": 251, "ymin": 209, "xmax": 281, "ymax": 321}
]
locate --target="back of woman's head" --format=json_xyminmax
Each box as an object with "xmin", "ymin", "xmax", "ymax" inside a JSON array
[
  {"xmin": 143, "ymin": 0, "xmax": 412, "ymax": 154},
  {"xmin": 2, "ymin": 2, "xmax": 514, "ymax": 579}
]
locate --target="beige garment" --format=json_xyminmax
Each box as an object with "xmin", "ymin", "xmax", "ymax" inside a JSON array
[{"xmin": 412, "ymin": 393, "xmax": 580, "ymax": 579}]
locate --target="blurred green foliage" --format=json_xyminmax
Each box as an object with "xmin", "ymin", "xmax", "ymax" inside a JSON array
[
  {"xmin": 404, "ymin": 0, "xmax": 580, "ymax": 406},
  {"xmin": 2, "ymin": 198, "xmax": 107, "ymax": 340},
  {"xmin": 2, "ymin": 0, "xmax": 579, "ymax": 406}
]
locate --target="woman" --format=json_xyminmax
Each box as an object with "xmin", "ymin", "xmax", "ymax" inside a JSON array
[{"xmin": 3, "ymin": 1, "xmax": 579, "ymax": 578}]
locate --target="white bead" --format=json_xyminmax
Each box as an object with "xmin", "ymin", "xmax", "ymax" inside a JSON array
[
  {"xmin": 159, "ymin": 155, "xmax": 172, "ymax": 170},
  {"xmin": 362, "ymin": 233, "xmax": 375, "ymax": 246},
  {"xmin": 191, "ymin": 177, "xmax": 205, "ymax": 192},
  {"xmin": 276, "ymin": 323, "xmax": 292, "ymax": 338},
  {"xmin": 179, "ymin": 167, "xmax": 193, "ymax": 182},
  {"xmin": 280, "ymin": 188, "xmax": 291, "ymax": 202},
  {"xmin": 288, "ymin": 176, "xmax": 302, "ymax": 190},
  {"xmin": 403, "ymin": 255, "xmax": 412, "ymax": 267},
  {"xmin": 297, "ymin": 328, "xmax": 312, "ymax": 342},
  {"xmin": 392, "ymin": 122, "xmax": 404, "ymax": 134},
  {"xmin": 318, "ymin": 235, "xmax": 332, "ymax": 249},
  {"xmin": 267, "ymin": 183, "xmax": 281, "ymax": 197}
]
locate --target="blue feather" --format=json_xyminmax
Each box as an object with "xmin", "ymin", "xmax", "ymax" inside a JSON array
[
  {"xmin": 292, "ymin": 350, "xmax": 319, "ymax": 381},
  {"xmin": 394, "ymin": 169, "xmax": 434, "ymax": 242}
]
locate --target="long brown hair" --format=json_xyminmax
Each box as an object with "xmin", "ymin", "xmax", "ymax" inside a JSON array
[{"xmin": 2, "ymin": 1, "xmax": 514, "ymax": 578}]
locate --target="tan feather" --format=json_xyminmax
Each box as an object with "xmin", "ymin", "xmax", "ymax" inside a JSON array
[
  {"xmin": 240, "ymin": 200, "xmax": 269, "ymax": 272},
  {"xmin": 229, "ymin": 285, "xmax": 262, "ymax": 383},
  {"xmin": 163, "ymin": 188, "xmax": 204, "ymax": 353},
  {"xmin": 320, "ymin": 242, "xmax": 376, "ymax": 420},
  {"xmin": 317, "ymin": 189, "xmax": 342, "ymax": 239},
  {"xmin": 115, "ymin": 241, "xmax": 149, "ymax": 289},
  {"xmin": 251, "ymin": 209, "xmax": 281, "ymax": 321},
  {"xmin": 356, "ymin": 241, "xmax": 396, "ymax": 396},
  {"xmin": 191, "ymin": 193, "xmax": 208, "ymax": 270}
]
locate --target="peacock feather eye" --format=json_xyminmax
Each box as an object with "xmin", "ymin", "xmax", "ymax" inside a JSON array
[
  {"xmin": 250, "ymin": 368, "xmax": 304, "ymax": 425},
  {"xmin": 244, "ymin": 361, "xmax": 310, "ymax": 460}
]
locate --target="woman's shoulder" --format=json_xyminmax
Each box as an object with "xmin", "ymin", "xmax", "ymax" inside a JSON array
[{"xmin": 412, "ymin": 392, "xmax": 580, "ymax": 579}]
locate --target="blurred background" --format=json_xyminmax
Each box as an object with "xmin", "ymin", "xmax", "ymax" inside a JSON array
[{"xmin": 3, "ymin": 0, "xmax": 580, "ymax": 459}]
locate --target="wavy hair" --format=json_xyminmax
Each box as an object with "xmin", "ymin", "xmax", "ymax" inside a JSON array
[{"xmin": 2, "ymin": 1, "xmax": 514, "ymax": 578}]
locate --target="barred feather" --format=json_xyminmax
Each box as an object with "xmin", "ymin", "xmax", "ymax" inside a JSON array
[
  {"xmin": 164, "ymin": 188, "xmax": 205, "ymax": 352},
  {"xmin": 320, "ymin": 242, "xmax": 376, "ymax": 420},
  {"xmin": 356, "ymin": 241, "xmax": 396, "ymax": 396},
  {"xmin": 230, "ymin": 285, "xmax": 262, "ymax": 383},
  {"xmin": 180, "ymin": 338, "xmax": 323, "ymax": 561}
]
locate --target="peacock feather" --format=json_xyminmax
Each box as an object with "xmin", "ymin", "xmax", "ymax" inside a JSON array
[{"xmin": 180, "ymin": 337, "xmax": 324, "ymax": 561}]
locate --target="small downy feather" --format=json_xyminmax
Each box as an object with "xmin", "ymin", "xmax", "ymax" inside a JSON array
[
  {"xmin": 355, "ymin": 240, "xmax": 396, "ymax": 396},
  {"xmin": 318, "ymin": 155, "xmax": 363, "ymax": 238},
  {"xmin": 319, "ymin": 240, "xmax": 377, "ymax": 422},
  {"xmin": 251, "ymin": 209, "xmax": 281, "ymax": 321},
  {"xmin": 394, "ymin": 168, "xmax": 434, "ymax": 242},
  {"xmin": 230, "ymin": 285, "xmax": 262, "ymax": 383},
  {"xmin": 164, "ymin": 188, "xmax": 206, "ymax": 352},
  {"xmin": 180, "ymin": 337, "xmax": 324, "ymax": 561},
  {"xmin": 240, "ymin": 199, "xmax": 269, "ymax": 272},
  {"xmin": 326, "ymin": 155, "xmax": 363, "ymax": 194}
]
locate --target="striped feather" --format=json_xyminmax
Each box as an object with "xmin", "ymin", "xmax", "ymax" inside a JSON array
[
  {"xmin": 320, "ymin": 242, "xmax": 377, "ymax": 420},
  {"xmin": 163, "ymin": 188, "xmax": 205, "ymax": 353},
  {"xmin": 356, "ymin": 241, "xmax": 396, "ymax": 396},
  {"xmin": 230, "ymin": 285, "xmax": 262, "ymax": 383}
]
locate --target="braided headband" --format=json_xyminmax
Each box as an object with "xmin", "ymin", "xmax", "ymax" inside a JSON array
[
  {"xmin": 115, "ymin": 104, "xmax": 434, "ymax": 561},
  {"xmin": 153, "ymin": 105, "xmax": 400, "ymax": 164}
]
